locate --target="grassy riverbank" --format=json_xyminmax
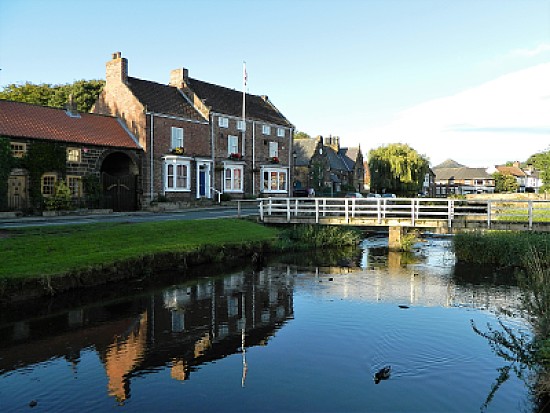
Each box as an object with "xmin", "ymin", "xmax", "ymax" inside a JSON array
[
  {"xmin": 0, "ymin": 219, "xmax": 280, "ymax": 279},
  {"xmin": 454, "ymin": 231, "xmax": 550, "ymax": 268}
]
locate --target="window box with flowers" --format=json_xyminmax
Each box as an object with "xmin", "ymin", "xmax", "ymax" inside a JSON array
[
  {"xmin": 270, "ymin": 156, "xmax": 280, "ymax": 164},
  {"xmin": 228, "ymin": 153, "xmax": 243, "ymax": 161},
  {"xmin": 171, "ymin": 147, "xmax": 185, "ymax": 155}
]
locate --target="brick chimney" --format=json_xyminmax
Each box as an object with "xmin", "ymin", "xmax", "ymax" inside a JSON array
[
  {"xmin": 169, "ymin": 68, "xmax": 188, "ymax": 88},
  {"xmin": 106, "ymin": 52, "xmax": 128, "ymax": 84}
]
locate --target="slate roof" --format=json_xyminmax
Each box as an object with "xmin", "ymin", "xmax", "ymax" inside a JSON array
[
  {"xmin": 433, "ymin": 159, "xmax": 465, "ymax": 169},
  {"xmin": 0, "ymin": 100, "xmax": 140, "ymax": 149},
  {"xmin": 434, "ymin": 167, "xmax": 493, "ymax": 181},
  {"xmin": 293, "ymin": 138, "xmax": 320, "ymax": 166},
  {"xmin": 127, "ymin": 77, "xmax": 206, "ymax": 122},
  {"xmin": 338, "ymin": 148, "xmax": 359, "ymax": 171},
  {"xmin": 186, "ymin": 77, "xmax": 293, "ymax": 127}
]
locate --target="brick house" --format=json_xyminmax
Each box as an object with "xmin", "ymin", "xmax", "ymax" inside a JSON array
[
  {"xmin": 433, "ymin": 159, "xmax": 495, "ymax": 196},
  {"xmin": 93, "ymin": 52, "xmax": 294, "ymax": 203},
  {"xmin": 92, "ymin": 53, "xmax": 211, "ymax": 205},
  {"xmin": 0, "ymin": 99, "xmax": 142, "ymax": 211},
  {"xmin": 293, "ymin": 135, "xmax": 364, "ymax": 194}
]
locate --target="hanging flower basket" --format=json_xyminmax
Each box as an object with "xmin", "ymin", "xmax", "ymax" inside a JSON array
[
  {"xmin": 229, "ymin": 153, "xmax": 243, "ymax": 160},
  {"xmin": 171, "ymin": 147, "xmax": 184, "ymax": 155}
]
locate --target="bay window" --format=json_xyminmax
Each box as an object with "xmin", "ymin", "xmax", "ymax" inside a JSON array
[
  {"xmin": 262, "ymin": 168, "xmax": 288, "ymax": 193},
  {"xmin": 224, "ymin": 165, "xmax": 243, "ymax": 192}
]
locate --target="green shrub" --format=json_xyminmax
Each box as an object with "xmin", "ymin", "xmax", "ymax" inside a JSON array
[
  {"xmin": 44, "ymin": 179, "xmax": 73, "ymax": 211},
  {"xmin": 281, "ymin": 224, "xmax": 361, "ymax": 248}
]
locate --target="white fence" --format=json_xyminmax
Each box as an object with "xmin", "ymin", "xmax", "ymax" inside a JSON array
[{"xmin": 258, "ymin": 197, "xmax": 550, "ymax": 230}]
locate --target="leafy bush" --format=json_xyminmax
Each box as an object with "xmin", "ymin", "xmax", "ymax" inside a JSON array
[{"xmin": 44, "ymin": 179, "xmax": 72, "ymax": 211}]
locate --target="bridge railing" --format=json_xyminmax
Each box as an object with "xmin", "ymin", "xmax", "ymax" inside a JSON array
[{"xmin": 258, "ymin": 197, "xmax": 550, "ymax": 229}]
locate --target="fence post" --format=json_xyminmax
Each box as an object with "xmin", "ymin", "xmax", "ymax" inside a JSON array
[
  {"xmin": 237, "ymin": 200, "xmax": 241, "ymax": 218},
  {"xmin": 487, "ymin": 200, "xmax": 491, "ymax": 229},
  {"xmin": 345, "ymin": 198, "xmax": 349, "ymax": 222},
  {"xmin": 259, "ymin": 199, "xmax": 264, "ymax": 221},
  {"xmin": 286, "ymin": 198, "xmax": 291, "ymax": 222},
  {"xmin": 411, "ymin": 199, "xmax": 415, "ymax": 226},
  {"xmin": 447, "ymin": 200, "xmax": 454, "ymax": 229},
  {"xmin": 528, "ymin": 200, "xmax": 533, "ymax": 230},
  {"xmin": 377, "ymin": 199, "xmax": 381, "ymax": 224},
  {"xmin": 315, "ymin": 198, "xmax": 319, "ymax": 223},
  {"xmin": 268, "ymin": 198, "xmax": 272, "ymax": 216}
]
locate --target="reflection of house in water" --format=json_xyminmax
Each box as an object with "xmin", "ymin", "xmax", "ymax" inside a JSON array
[{"xmin": 0, "ymin": 268, "xmax": 294, "ymax": 403}]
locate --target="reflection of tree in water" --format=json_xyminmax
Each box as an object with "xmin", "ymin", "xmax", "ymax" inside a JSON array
[{"xmin": 472, "ymin": 249, "xmax": 550, "ymax": 412}]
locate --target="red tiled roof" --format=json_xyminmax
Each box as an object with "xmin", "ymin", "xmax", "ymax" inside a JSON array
[
  {"xmin": 0, "ymin": 100, "xmax": 141, "ymax": 149},
  {"xmin": 496, "ymin": 166, "xmax": 526, "ymax": 177}
]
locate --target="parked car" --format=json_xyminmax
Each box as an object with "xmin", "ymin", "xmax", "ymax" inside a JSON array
[
  {"xmin": 293, "ymin": 188, "xmax": 309, "ymax": 197},
  {"xmin": 345, "ymin": 192, "xmax": 363, "ymax": 198},
  {"xmin": 366, "ymin": 193, "xmax": 381, "ymax": 198},
  {"xmin": 382, "ymin": 193, "xmax": 396, "ymax": 198}
]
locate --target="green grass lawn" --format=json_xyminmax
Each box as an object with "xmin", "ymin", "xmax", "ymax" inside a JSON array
[{"xmin": 0, "ymin": 219, "xmax": 280, "ymax": 279}]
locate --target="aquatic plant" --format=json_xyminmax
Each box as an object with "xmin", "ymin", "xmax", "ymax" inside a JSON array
[
  {"xmin": 472, "ymin": 246, "xmax": 550, "ymax": 410},
  {"xmin": 280, "ymin": 224, "xmax": 361, "ymax": 249}
]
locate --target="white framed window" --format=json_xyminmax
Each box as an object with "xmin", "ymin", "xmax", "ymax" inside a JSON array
[
  {"xmin": 10, "ymin": 142, "xmax": 27, "ymax": 158},
  {"xmin": 224, "ymin": 165, "xmax": 243, "ymax": 192},
  {"xmin": 41, "ymin": 173, "xmax": 57, "ymax": 196},
  {"xmin": 67, "ymin": 175, "xmax": 82, "ymax": 197},
  {"xmin": 67, "ymin": 147, "xmax": 81, "ymax": 163},
  {"xmin": 262, "ymin": 168, "xmax": 287, "ymax": 193},
  {"xmin": 164, "ymin": 157, "xmax": 191, "ymax": 191},
  {"xmin": 277, "ymin": 128, "xmax": 285, "ymax": 137},
  {"xmin": 171, "ymin": 127, "xmax": 184, "ymax": 150},
  {"xmin": 268, "ymin": 141, "xmax": 279, "ymax": 158},
  {"xmin": 228, "ymin": 135, "xmax": 239, "ymax": 156},
  {"xmin": 237, "ymin": 120, "xmax": 246, "ymax": 131},
  {"xmin": 219, "ymin": 117, "xmax": 229, "ymax": 128},
  {"xmin": 262, "ymin": 124, "xmax": 271, "ymax": 135}
]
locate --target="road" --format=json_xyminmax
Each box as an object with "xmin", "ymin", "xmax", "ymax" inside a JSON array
[{"xmin": 0, "ymin": 206, "xmax": 259, "ymax": 229}]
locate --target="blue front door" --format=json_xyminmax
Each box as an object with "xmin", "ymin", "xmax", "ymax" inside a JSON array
[{"xmin": 199, "ymin": 171, "xmax": 206, "ymax": 196}]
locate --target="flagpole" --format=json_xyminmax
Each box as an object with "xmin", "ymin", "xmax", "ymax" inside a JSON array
[{"xmin": 242, "ymin": 61, "xmax": 246, "ymax": 157}]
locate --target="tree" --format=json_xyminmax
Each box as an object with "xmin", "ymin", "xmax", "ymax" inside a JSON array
[
  {"xmin": 527, "ymin": 148, "xmax": 550, "ymax": 192},
  {"xmin": 368, "ymin": 143, "xmax": 429, "ymax": 196},
  {"xmin": 294, "ymin": 131, "xmax": 311, "ymax": 140},
  {"xmin": 493, "ymin": 172, "xmax": 519, "ymax": 193},
  {"xmin": 0, "ymin": 80, "xmax": 104, "ymax": 112}
]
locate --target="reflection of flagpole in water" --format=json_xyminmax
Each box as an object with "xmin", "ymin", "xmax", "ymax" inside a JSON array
[
  {"xmin": 241, "ymin": 327, "xmax": 248, "ymax": 387},
  {"xmin": 241, "ymin": 292, "xmax": 248, "ymax": 387}
]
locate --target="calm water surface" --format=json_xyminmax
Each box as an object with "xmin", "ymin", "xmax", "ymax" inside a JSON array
[{"xmin": 0, "ymin": 235, "xmax": 533, "ymax": 412}]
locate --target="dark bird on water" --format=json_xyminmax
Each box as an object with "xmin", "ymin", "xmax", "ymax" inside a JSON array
[{"xmin": 374, "ymin": 366, "xmax": 391, "ymax": 384}]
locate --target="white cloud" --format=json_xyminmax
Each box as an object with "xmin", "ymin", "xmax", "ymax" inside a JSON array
[
  {"xmin": 363, "ymin": 63, "xmax": 550, "ymax": 167},
  {"xmin": 509, "ymin": 43, "xmax": 550, "ymax": 58}
]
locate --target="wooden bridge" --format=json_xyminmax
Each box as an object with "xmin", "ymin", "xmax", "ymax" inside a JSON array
[{"xmin": 258, "ymin": 197, "xmax": 550, "ymax": 248}]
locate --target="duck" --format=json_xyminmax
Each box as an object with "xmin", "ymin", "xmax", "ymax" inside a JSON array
[{"xmin": 374, "ymin": 366, "xmax": 391, "ymax": 384}]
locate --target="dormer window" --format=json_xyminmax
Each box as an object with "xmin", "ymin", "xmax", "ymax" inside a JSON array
[
  {"xmin": 219, "ymin": 117, "xmax": 229, "ymax": 128},
  {"xmin": 262, "ymin": 125, "xmax": 271, "ymax": 135}
]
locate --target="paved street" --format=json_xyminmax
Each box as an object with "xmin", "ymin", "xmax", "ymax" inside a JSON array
[{"xmin": 0, "ymin": 206, "xmax": 259, "ymax": 229}]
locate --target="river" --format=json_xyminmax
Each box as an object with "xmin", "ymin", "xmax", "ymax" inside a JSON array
[{"xmin": 0, "ymin": 235, "xmax": 533, "ymax": 412}]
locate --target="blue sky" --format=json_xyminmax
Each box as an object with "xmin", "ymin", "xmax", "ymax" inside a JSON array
[{"xmin": 1, "ymin": 0, "xmax": 549, "ymax": 167}]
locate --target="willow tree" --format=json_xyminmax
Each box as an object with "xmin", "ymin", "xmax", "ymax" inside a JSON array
[{"xmin": 368, "ymin": 143, "xmax": 429, "ymax": 196}]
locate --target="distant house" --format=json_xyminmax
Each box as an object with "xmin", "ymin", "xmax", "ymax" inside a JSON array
[
  {"xmin": 0, "ymin": 99, "xmax": 142, "ymax": 211},
  {"xmin": 293, "ymin": 135, "xmax": 364, "ymax": 194},
  {"xmin": 432, "ymin": 159, "xmax": 495, "ymax": 196},
  {"xmin": 93, "ymin": 52, "xmax": 294, "ymax": 204},
  {"xmin": 422, "ymin": 168, "xmax": 436, "ymax": 197},
  {"xmin": 491, "ymin": 161, "xmax": 544, "ymax": 193}
]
